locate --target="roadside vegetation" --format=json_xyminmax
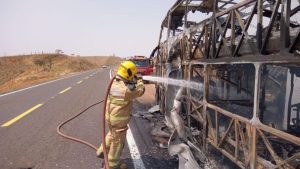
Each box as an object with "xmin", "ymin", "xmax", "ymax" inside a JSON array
[{"xmin": 0, "ymin": 54, "xmax": 121, "ymax": 94}]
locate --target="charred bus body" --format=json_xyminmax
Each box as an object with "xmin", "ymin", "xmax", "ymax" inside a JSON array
[{"xmin": 151, "ymin": 0, "xmax": 300, "ymax": 168}]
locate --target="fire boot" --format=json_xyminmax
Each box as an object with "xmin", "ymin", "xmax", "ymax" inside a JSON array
[
  {"xmin": 111, "ymin": 162, "xmax": 127, "ymax": 169},
  {"xmin": 96, "ymin": 150, "xmax": 104, "ymax": 159},
  {"xmin": 101, "ymin": 162, "xmax": 127, "ymax": 169},
  {"xmin": 118, "ymin": 162, "xmax": 127, "ymax": 169}
]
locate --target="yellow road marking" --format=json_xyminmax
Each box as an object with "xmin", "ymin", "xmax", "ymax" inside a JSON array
[
  {"xmin": 59, "ymin": 87, "xmax": 72, "ymax": 94},
  {"xmin": 1, "ymin": 104, "xmax": 43, "ymax": 127},
  {"xmin": 77, "ymin": 80, "xmax": 83, "ymax": 84}
]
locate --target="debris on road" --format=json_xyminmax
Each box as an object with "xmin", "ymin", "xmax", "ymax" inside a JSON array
[{"xmin": 148, "ymin": 105, "xmax": 160, "ymax": 114}]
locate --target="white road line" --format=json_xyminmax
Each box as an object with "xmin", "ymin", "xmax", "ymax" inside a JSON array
[
  {"xmin": 109, "ymin": 69, "xmax": 112, "ymax": 79},
  {"xmin": 109, "ymin": 69, "xmax": 113, "ymax": 79},
  {"xmin": 0, "ymin": 71, "xmax": 93, "ymax": 98},
  {"xmin": 0, "ymin": 77, "xmax": 73, "ymax": 98},
  {"xmin": 126, "ymin": 125, "xmax": 146, "ymax": 169}
]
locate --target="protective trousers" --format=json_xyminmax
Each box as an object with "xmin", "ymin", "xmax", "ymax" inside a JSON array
[{"xmin": 98, "ymin": 125, "xmax": 128, "ymax": 168}]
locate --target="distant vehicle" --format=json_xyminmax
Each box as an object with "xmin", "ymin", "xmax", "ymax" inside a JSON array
[
  {"xmin": 128, "ymin": 56, "xmax": 153, "ymax": 76},
  {"xmin": 101, "ymin": 65, "xmax": 108, "ymax": 68}
]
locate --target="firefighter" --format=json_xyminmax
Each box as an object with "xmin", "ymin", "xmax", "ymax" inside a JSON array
[{"xmin": 97, "ymin": 60, "xmax": 145, "ymax": 169}]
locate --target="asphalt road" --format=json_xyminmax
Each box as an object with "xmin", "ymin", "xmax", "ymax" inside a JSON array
[{"xmin": 0, "ymin": 68, "xmax": 177, "ymax": 169}]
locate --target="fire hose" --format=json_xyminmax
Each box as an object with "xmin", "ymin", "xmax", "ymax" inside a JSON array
[{"xmin": 57, "ymin": 76, "xmax": 116, "ymax": 169}]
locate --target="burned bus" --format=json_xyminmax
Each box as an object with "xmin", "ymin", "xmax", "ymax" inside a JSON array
[{"xmin": 151, "ymin": 0, "xmax": 300, "ymax": 168}]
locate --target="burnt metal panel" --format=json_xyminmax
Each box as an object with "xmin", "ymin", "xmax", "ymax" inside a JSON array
[{"xmin": 153, "ymin": 0, "xmax": 300, "ymax": 168}]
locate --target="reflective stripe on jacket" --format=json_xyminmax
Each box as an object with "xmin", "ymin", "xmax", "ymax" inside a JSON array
[{"xmin": 106, "ymin": 77, "xmax": 145, "ymax": 127}]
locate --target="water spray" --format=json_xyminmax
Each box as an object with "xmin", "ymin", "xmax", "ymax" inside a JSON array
[{"xmin": 142, "ymin": 75, "xmax": 203, "ymax": 91}]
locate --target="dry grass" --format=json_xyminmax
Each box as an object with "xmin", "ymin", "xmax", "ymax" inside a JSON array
[
  {"xmin": 0, "ymin": 54, "xmax": 121, "ymax": 94},
  {"xmin": 84, "ymin": 56, "xmax": 122, "ymax": 66}
]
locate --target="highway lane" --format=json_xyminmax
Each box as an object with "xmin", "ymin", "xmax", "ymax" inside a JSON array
[
  {"xmin": 0, "ymin": 70, "xmax": 98, "ymax": 126},
  {"xmin": 0, "ymin": 69, "xmax": 108, "ymax": 169},
  {"xmin": 0, "ymin": 68, "xmax": 177, "ymax": 169}
]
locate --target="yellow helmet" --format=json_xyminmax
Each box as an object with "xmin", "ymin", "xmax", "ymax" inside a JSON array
[{"xmin": 117, "ymin": 60, "xmax": 137, "ymax": 81}]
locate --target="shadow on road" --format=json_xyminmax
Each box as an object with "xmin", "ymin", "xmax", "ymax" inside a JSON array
[{"xmin": 123, "ymin": 155, "xmax": 178, "ymax": 169}]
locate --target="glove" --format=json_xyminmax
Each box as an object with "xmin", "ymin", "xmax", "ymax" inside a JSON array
[
  {"xmin": 135, "ymin": 74, "xmax": 143, "ymax": 80},
  {"xmin": 126, "ymin": 83, "xmax": 136, "ymax": 91}
]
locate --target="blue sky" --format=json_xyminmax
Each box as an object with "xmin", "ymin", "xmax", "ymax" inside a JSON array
[{"xmin": 0, "ymin": 0, "xmax": 174, "ymax": 57}]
